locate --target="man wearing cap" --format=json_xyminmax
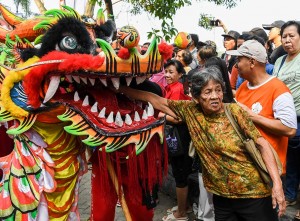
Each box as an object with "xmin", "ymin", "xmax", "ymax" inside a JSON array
[
  {"xmin": 229, "ymin": 40, "xmax": 297, "ymax": 176},
  {"xmin": 263, "ymin": 20, "xmax": 287, "ymax": 64},
  {"xmin": 221, "ymin": 30, "xmax": 240, "ymax": 73}
]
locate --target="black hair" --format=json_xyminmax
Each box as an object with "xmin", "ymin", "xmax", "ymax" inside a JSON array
[
  {"xmin": 248, "ymin": 35, "xmax": 265, "ymax": 46},
  {"xmin": 280, "ymin": 20, "xmax": 300, "ymax": 36},
  {"xmin": 164, "ymin": 59, "xmax": 186, "ymax": 75},
  {"xmin": 190, "ymin": 34, "xmax": 199, "ymax": 46},
  {"xmin": 204, "ymin": 56, "xmax": 233, "ymax": 103},
  {"xmin": 238, "ymin": 33, "xmax": 252, "ymax": 41},
  {"xmin": 249, "ymin": 28, "xmax": 268, "ymax": 43},
  {"xmin": 198, "ymin": 46, "xmax": 217, "ymax": 61},
  {"xmin": 142, "ymin": 42, "xmax": 151, "ymax": 47},
  {"xmin": 178, "ymin": 49, "xmax": 193, "ymax": 66}
]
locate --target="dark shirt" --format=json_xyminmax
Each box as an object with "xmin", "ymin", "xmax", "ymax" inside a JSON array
[
  {"xmin": 221, "ymin": 53, "xmax": 237, "ymax": 73},
  {"xmin": 269, "ymin": 45, "xmax": 287, "ymax": 64}
]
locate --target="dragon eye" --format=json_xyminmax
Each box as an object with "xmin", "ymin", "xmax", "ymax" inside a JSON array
[
  {"xmin": 129, "ymin": 35, "xmax": 134, "ymax": 42},
  {"xmin": 59, "ymin": 36, "xmax": 77, "ymax": 50}
]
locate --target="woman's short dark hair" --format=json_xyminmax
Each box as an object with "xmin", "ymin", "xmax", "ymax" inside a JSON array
[
  {"xmin": 198, "ymin": 46, "xmax": 217, "ymax": 61},
  {"xmin": 164, "ymin": 59, "xmax": 186, "ymax": 75},
  {"xmin": 280, "ymin": 20, "xmax": 300, "ymax": 36},
  {"xmin": 179, "ymin": 49, "xmax": 193, "ymax": 66},
  {"xmin": 190, "ymin": 67, "xmax": 225, "ymax": 98}
]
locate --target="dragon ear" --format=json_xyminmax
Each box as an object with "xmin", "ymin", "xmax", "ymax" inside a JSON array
[{"xmin": 20, "ymin": 48, "xmax": 39, "ymax": 61}]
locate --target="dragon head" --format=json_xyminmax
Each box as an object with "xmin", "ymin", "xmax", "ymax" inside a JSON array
[{"xmin": 0, "ymin": 9, "xmax": 172, "ymax": 156}]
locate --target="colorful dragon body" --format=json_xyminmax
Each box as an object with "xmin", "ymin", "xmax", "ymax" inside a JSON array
[{"xmin": 0, "ymin": 4, "xmax": 172, "ymax": 221}]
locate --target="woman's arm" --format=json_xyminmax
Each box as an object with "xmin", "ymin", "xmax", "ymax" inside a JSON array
[
  {"xmin": 256, "ymin": 137, "xmax": 286, "ymax": 217},
  {"xmin": 118, "ymin": 85, "xmax": 178, "ymax": 119}
]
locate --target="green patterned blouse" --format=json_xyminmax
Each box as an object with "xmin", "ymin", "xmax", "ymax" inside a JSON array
[{"xmin": 167, "ymin": 100, "xmax": 271, "ymax": 198}]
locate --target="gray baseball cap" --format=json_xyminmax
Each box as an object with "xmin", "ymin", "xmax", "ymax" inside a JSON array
[
  {"xmin": 226, "ymin": 40, "xmax": 268, "ymax": 63},
  {"xmin": 262, "ymin": 20, "xmax": 285, "ymax": 30}
]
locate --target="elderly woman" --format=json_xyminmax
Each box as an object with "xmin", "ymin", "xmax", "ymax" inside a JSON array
[{"xmin": 118, "ymin": 67, "xmax": 285, "ymax": 220}]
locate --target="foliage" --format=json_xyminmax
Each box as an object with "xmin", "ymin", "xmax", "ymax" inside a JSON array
[
  {"xmin": 124, "ymin": 0, "xmax": 240, "ymax": 42},
  {"xmin": 13, "ymin": 0, "xmax": 31, "ymax": 16},
  {"xmin": 128, "ymin": 0, "xmax": 190, "ymax": 42},
  {"xmin": 198, "ymin": 13, "xmax": 215, "ymax": 30},
  {"xmin": 8, "ymin": 0, "xmax": 240, "ymax": 43}
]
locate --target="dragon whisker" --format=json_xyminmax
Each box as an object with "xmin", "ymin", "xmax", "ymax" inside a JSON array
[{"xmin": 13, "ymin": 59, "xmax": 65, "ymax": 71}]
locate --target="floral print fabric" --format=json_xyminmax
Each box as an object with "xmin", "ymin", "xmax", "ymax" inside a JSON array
[{"xmin": 167, "ymin": 101, "xmax": 271, "ymax": 198}]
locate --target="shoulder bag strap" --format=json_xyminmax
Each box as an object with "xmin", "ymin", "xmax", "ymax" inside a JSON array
[
  {"xmin": 224, "ymin": 104, "xmax": 246, "ymax": 141},
  {"xmin": 276, "ymin": 54, "xmax": 287, "ymax": 77}
]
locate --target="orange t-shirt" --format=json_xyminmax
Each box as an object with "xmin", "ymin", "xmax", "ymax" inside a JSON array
[
  {"xmin": 230, "ymin": 66, "xmax": 239, "ymax": 90},
  {"xmin": 236, "ymin": 77, "xmax": 291, "ymax": 173}
]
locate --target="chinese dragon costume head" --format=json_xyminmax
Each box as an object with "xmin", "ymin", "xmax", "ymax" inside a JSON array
[{"xmin": 0, "ymin": 4, "xmax": 173, "ymax": 221}]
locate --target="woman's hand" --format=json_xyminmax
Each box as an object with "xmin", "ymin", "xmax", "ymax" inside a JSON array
[
  {"xmin": 272, "ymin": 181, "xmax": 286, "ymax": 217},
  {"xmin": 236, "ymin": 102, "xmax": 257, "ymax": 119}
]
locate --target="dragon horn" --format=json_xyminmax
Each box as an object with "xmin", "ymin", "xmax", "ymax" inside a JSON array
[
  {"xmin": 96, "ymin": 8, "xmax": 105, "ymax": 26},
  {"xmin": 0, "ymin": 4, "xmax": 24, "ymax": 26}
]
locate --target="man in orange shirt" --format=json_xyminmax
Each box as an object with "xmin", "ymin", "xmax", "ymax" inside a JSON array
[{"xmin": 228, "ymin": 40, "xmax": 297, "ymax": 173}]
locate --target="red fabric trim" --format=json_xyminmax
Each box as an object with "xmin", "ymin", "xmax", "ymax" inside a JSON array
[{"xmin": 90, "ymin": 135, "xmax": 167, "ymax": 220}]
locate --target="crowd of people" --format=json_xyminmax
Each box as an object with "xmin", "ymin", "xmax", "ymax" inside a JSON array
[{"xmin": 122, "ymin": 19, "xmax": 300, "ymax": 221}]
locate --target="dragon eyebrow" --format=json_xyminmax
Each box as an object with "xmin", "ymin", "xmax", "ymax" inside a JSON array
[{"xmin": 13, "ymin": 59, "xmax": 65, "ymax": 72}]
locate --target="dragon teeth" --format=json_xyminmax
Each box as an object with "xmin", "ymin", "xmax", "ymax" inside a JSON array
[
  {"xmin": 91, "ymin": 102, "xmax": 98, "ymax": 113},
  {"xmin": 100, "ymin": 78, "xmax": 107, "ymax": 87},
  {"xmin": 126, "ymin": 77, "xmax": 133, "ymax": 86},
  {"xmin": 80, "ymin": 77, "xmax": 88, "ymax": 84},
  {"xmin": 89, "ymin": 78, "xmax": 95, "ymax": 86},
  {"xmin": 115, "ymin": 111, "xmax": 123, "ymax": 127},
  {"xmin": 134, "ymin": 111, "xmax": 141, "ymax": 122},
  {"xmin": 43, "ymin": 76, "xmax": 60, "ymax": 103},
  {"xmin": 147, "ymin": 102, "xmax": 154, "ymax": 117},
  {"xmin": 74, "ymin": 91, "xmax": 80, "ymax": 102},
  {"xmin": 82, "ymin": 95, "xmax": 89, "ymax": 106},
  {"xmin": 106, "ymin": 111, "xmax": 114, "ymax": 123},
  {"xmin": 98, "ymin": 107, "xmax": 106, "ymax": 118},
  {"xmin": 125, "ymin": 114, "xmax": 132, "ymax": 125},
  {"xmin": 136, "ymin": 76, "xmax": 146, "ymax": 85},
  {"xmin": 142, "ymin": 109, "xmax": 148, "ymax": 120},
  {"xmin": 111, "ymin": 77, "xmax": 120, "ymax": 90},
  {"xmin": 72, "ymin": 76, "xmax": 81, "ymax": 84}
]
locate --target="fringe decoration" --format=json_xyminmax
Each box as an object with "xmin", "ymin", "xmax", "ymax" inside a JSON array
[{"xmin": 90, "ymin": 134, "xmax": 168, "ymax": 220}]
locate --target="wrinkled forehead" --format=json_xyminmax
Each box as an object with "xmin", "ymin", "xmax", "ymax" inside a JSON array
[{"xmin": 202, "ymin": 79, "xmax": 223, "ymax": 90}]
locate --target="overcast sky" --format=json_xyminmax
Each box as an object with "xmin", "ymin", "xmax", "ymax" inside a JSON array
[{"xmin": 1, "ymin": 0, "xmax": 299, "ymax": 52}]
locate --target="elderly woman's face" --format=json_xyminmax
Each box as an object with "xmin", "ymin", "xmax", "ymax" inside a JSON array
[
  {"xmin": 281, "ymin": 25, "xmax": 300, "ymax": 55},
  {"xmin": 197, "ymin": 80, "xmax": 223, "ymax": 115},
  {"xmin": 164, "ymin": 64, "xmax": 182, "ymax": 84}
]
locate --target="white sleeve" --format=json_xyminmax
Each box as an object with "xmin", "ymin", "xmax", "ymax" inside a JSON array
[{"xmin": 273, "ymin": 92, "xmax": 297, "ymax": 129}]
